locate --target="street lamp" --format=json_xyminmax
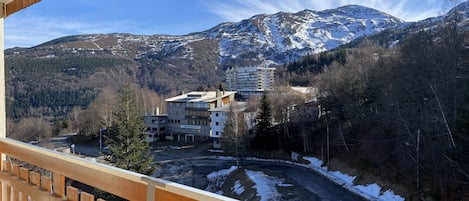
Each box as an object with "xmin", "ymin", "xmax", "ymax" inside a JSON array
[{"xmin": 71, "ymin": 144, "xmax": 75, "ymax": 154}]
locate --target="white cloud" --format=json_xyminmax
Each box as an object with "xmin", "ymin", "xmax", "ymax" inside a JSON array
[
  {"xmin": 3, "ymin": 0, "xmax": 447, "ymax": 48},
  {"xmin": 207, "ymin": 0, "xmax": 443, "ymax": 22}
]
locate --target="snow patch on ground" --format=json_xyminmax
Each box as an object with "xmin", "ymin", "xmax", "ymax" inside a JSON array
[
  {"xmin": 303, "ymin": 157, "xmax": 404, "ymax": 201},
  {"xmin": 206, "ymin": 166, "xmax": 238, "ymax": 194},
  {"xmin": 207, "ymin": 155, "xmax": 237, "ymax": 160},
  {"xmin": 207, "ymin": 149, "xmax": 224, "ymax": 153},
  {"xmin": 203, "ymin": 155, "xmax": 403, "ymax": 200},
  {"xmin": 232, "ymin": 180, "xmax": 245, "ymax": 195},
  {"xmin": 245, "ymin": 170, "xmax": 283, "ymax": 201}
]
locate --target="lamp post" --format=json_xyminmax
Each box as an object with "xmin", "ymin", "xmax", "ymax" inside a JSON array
[{"xmin": 71, "ymin": 144, "xmax": 75, "ymax": 154}]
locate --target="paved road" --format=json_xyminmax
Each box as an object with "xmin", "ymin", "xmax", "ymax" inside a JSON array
[
  {"xmin": 38, "ymin": 136, "xmax": 367, "ymax": 201},
  {"xmin": 157, "ymin": 158, "xmax": 367, "ymax": 201},
  {"xmin": 263, "ymin": 162, "xmax": 367, "ymax": 201}
]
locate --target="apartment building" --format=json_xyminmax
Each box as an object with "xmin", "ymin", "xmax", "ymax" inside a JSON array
[
  {"xmin": 226, "ymin": 66, "xmax": 276, "ymax": 97},
  {"xmin": 143, "ymin": 113, "xmax": 168, "ymax": 143},
  {"xmin": 209, "ymin": 102, "xmax": 255, "ymax": 149},
  {"xmin": 166, "ymin": 91, "xmax": 236, "ymax": 143}
]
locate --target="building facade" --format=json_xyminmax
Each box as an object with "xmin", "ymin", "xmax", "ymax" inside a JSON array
[
  {"xmin": 226, "ymin": 66, "xmax": 275, "ymax": 97},
  {"xmin": 143, "ymin": 114, "xmax": 168, "ymax": 143},
  {"xmin": 166, "ymin": 91, "xmax": 236, "ymax": 143},
  {"xmin": 209, "ymin": 102, "xmax": 255, "ymax": 149}
]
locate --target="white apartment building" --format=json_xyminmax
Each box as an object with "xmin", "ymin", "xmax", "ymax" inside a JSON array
[
  {"xmin": 209, "ymin": 102, "xmax": 255, "ymax": 149},
  {"xmin": 226, "ymin": 66, "xmax": 275, "ymax": 97},
  {"xmin": 166, "ymin": 91, "xmax": 236, "ymax": 143}
]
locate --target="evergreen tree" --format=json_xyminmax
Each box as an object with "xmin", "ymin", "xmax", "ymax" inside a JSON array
[
  {"xmin": 254, "ymin": 93, "xmax": 274, "ymax": 149},
  {"xmin": 106, "ymin": 85, "xmax": 155, "ymax": 175}
]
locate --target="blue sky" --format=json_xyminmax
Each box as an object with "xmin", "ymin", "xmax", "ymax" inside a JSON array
[{"xmin": 3, "ymin": 0, "xmax": 459, "ymax": 48}]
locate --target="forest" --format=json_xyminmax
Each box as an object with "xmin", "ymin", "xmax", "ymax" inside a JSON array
[
  {"xmin": 5, "ymin": 55, "xmax": 133, "ymax": 119},
  {"xmin": 274, "ymin": 17, "xmax": 469, "ymax": 200}
]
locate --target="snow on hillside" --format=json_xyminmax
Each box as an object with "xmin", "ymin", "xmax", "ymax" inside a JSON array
[
  {"xmin": 303, "ymin": 157, "xmax": 404, "ymax": 201},
  {"xmin": 245, "ymin": 170, "xmax": 284, "ymax": 201},
  {"xmin": 206, "ymin": 166, "xmax": 238, "ymax": 194},
  {"xmin": 32, "ymin": 2, "xmax": 469, "ymax": 68},
  {"xmin": 207, "ymin": 4, "xmax": 403, "ymax": 64},
  {"xmin": 33, "ymin": 4, "xmax": 406, "ymax": 67}
]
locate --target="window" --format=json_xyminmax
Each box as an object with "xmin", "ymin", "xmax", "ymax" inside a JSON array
[
  {"xmin": 215, "ymin": 113, "xmax": 219, "ymax": 117},
  {"xmin": 216, "ymin": 122, "xmax": 219, "ymax": 126},
  {"xmin": 215, "ymin": 131, "xmax": 219, "ymax": 136}
]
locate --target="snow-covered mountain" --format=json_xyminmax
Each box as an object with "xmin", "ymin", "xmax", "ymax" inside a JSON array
[
  {"xmin": 346, "ymin": 1, "xmax": 469, "ymax": 48},
  {"xmin": 30, "ymin": 4, "xmax": 403, "ymax": 68},
  {"xmin": 203, "ymin": 5, "xmax": 402, "ymax": 65},
  {"xmin": 5, "ymin": 3, "xmax": 469, "ymax": 118}
]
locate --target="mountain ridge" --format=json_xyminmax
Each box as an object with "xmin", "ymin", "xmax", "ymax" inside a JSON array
[
  {"xmin": 5, "ymin": 3, "xmax": 468, "ymax": 119},
  {"xmin": 29, "ymin": 4, "xmax": 403, "ymax": 67}
]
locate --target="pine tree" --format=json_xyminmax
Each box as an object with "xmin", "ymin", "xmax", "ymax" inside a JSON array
[
  {"xmin": 254, "ymin": 93, "xmax": 274, "ymax": 149},
  {"xmin": 106, "ymin": 85, "xmax": 155, "ymax": 175}
]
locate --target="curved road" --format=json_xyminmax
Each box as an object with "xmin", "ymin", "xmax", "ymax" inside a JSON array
[
  {"xmin": 157, "ymin": 158, "xmax": 367, "ymax": 201},
  {"xmin": 39, "ymin": 135, "xmax": 367, "ymax": 201}
]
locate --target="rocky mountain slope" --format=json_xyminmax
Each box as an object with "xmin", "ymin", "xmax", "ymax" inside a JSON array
[
  {"xmin": 30, "ymin": 5, "xmax": 403, "ymax": 67},
  {"xmin": 7, "ymin": 3, "xmax": 468, "ymax": 119},
  {"xmin": 345, "ymin": 1, "xmax": 469, "ymax": 48}
]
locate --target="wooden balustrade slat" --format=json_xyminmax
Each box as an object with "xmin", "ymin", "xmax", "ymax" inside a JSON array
[
  {"xmin": 53, "ymin": 172, "xmax": 65, "ymax": 197},
  {"xmin": 97, "ymin": 198, "xmax": 106, "ymax": 201},
  {"xmin": 13, "ymin": 187, "xmax": 18, "ymax": 201},
  {"xmin": 29, "ymin": 171, "xmax": 40, "ymax": 187},
  {"xmin": 0, "ymin": 171, "xmax": 62, "ymax": 201},
  {"xmin": 21, "ymin": 192, "xmax": 28, "ymax": 201},
  {"xmin": 19, "ymin": 167, "xmax": 28, "ymax": 182},
  {"xmin": 3, "ymin": 160, "xmax": 11, "ymax": 173},
  {"xmin": 66, "ymin": 186, "xmax": 79, "ymax": 201},
  {"xmin": 7, "ymin": 185, "xmax": 11, "ymax": 201},
  {"xmin": 40, "ymin": 176, "xmax": 50, "ymax": 192},
  {"xmin": 80, "ymin": 192, "xmax": 94, "ymax": 201},
  {"xmin": 19, "ymin": 167, "xmax": 30, "ymax": 201},
  {"xmin": 11, "ymin": 164, "xmax": 20, "ymax": 178}
]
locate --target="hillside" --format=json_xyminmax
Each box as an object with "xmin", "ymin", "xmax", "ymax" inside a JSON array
[
  {"xmin": 295, "ymin": 4, "xmax": 469, "ymax": 199},
  {"xmin": 5, "ymin": 5, "xmax": 404, "ymax": 119}
]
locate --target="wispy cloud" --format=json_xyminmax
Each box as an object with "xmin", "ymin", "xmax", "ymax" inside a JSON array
[
  {"xmin": 207, "ymin": 0, "xmax": 443, "ymax": 22},
  {"xmin": 4, "ymin": 0, "xmax": 447, "ymax": 48},
  {"xmin": 4, "ymin": 15, "xmax": 138, "ymax": 48}
]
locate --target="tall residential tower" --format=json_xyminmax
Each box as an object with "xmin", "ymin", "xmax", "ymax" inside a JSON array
[{"xmin": 226, "ymin": 66, "xmax": 275, "ymax": 97}]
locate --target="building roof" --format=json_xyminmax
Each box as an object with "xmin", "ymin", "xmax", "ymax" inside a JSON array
[
  {"xmin": 209, "ymin": 102, "xmax": 250, "ymax": 112},
  {"xmin": 226, "ymin": 66, "xmax": 276, "ymax": 73},
  {"xmin": 165, "ymin": 91, "xmax": 236, "ymax": 103},
  {"xmin": 1, "ymin": 0, "xmax": 41, "ymax": 18}
]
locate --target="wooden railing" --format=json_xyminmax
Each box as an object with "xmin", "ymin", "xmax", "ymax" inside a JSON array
[{"xmin": 0, "ymin": 137, "xmax": 237, "ymax": 201}]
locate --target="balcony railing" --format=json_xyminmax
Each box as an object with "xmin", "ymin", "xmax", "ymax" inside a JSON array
[{"xmin": 0, "ymin": 137, "xmax": 237, "ymax": 201}]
